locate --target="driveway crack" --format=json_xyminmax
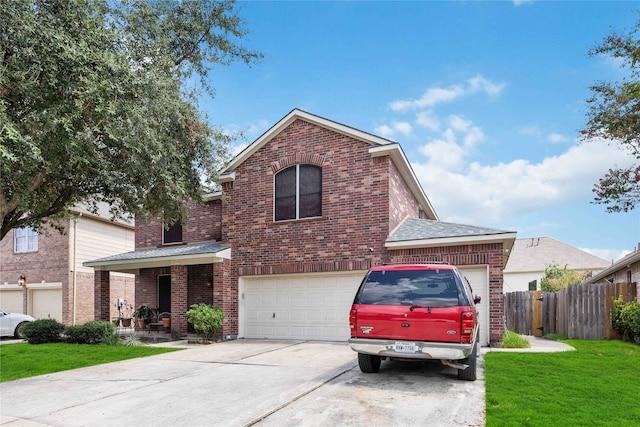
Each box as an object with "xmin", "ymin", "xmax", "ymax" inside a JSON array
[{"xmin": 242, "ymin": 364, "xmax": 356, "ymax": 427}]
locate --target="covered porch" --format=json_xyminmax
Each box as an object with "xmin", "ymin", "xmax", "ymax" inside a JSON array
[{"xmin": 84, "ymin": 242, "xmax": 231, "ymax": 338}]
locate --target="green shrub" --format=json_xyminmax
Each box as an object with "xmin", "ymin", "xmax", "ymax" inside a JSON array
[
  {"xmin": 186, "ymin": 303, "xmax": 224, "ymax": 341},
  {"xmin": 611, "ymin": 296, "xmax": 640, "ymax": 344},
  {"xmin": 64, "ymin": 320, "xmax": 116, "ymax": 345},
  {"xmin": 22, "ymin": 319, "xmax": 65, "ymax": 344}
]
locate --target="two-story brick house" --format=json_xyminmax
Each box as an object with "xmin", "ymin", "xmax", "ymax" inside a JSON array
[
  {"xmin": 1, "ymin": 205, "xmax": 135, "ymax": 325},
  {"xmin": 87, "ymin": 109, "xmax": 516, "ymax": 346}
]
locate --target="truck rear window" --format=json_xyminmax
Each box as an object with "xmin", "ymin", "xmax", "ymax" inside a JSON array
[{"xmin": 356, "ymin": 269, "xmax": 460, "ymax": 307}]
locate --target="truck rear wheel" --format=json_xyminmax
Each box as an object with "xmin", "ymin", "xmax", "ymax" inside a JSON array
[
  {"xmin": 457, "ymin": 340, "xmax": 478, "ymax": 381},
  {"xmin": 358, "ymin": 353, "xmax": 381, "ymax": 373}
]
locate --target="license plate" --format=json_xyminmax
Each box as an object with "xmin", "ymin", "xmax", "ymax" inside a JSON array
[{"xmin": 394, "ymin": 341, "xmax": 417, "ymax": 353}]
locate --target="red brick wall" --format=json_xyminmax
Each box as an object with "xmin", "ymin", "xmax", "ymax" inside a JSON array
[
  {"xmin": 0, "ymin": 223, "xmax": 70, "ymax": 288},
  {"xmin": 389, "ymin": 160, "xmax": 420, "ymax": 231},
  {"xmin": 170, "ymin": 265, "xmax": 189, "ymax": 336},
  {"xmin": 74, "ymin": 272, "xmax": 95, "ymax": 324},
  {"xmin": 135, "ymin": 200, "xmax": 222, "ymax": 249},
  {"xmin": 187, "ymin": 264, "xmax": 213, "ymax": 307},
  {"xmin": 389, "ymin": 243, "xmax": 505, "ymax": 344},
  {"xmin": 1, "ymin": 223, "xmax": 71, "ymax": 322}
]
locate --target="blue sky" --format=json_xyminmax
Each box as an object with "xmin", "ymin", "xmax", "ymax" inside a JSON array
[{"xmin": 201, "ymin": 0, "xmax": 639, "ymax": 263}]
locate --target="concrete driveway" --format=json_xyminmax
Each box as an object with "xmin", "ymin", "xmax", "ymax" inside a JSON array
[{"xmin": 0, "ymin": 340, "xmax": 485, "ymax": 427}]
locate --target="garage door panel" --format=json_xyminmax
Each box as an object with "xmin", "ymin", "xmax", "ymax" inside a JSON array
[
  {"xmin": 242, "ymin": 272, "xmax": 365, "ymax": 341},
  {"xmin": 30, "ymin": 288, "xmax": 62, "ymax": 321},
  {"xmin": 0, "ymin": 289, "xmax": 24, "ymax": 314},
  {"xmin": 458, "ymin": 266, "xmax": 489, "ymax": 347}
]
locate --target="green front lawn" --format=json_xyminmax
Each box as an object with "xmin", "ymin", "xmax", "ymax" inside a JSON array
[
  {"xmin": 485, "ymin": 340, "xmax": 640, "ymax": 426},
  {"xmin": 0, "ymin": 343, "xmax": 180, "ymax": 382}
]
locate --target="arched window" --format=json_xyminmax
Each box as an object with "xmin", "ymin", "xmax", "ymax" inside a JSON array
[{"xmin": 275, "ymin": 164, "xmax": 322, "ymax": 221}]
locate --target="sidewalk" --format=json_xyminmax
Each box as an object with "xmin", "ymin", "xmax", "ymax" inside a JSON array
[{"xmin": 482, "ymin": 335, "xmax": 575, "ymax": 354}]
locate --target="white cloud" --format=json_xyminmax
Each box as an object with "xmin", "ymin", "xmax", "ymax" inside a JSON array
[
  {"xmin": 417, "ymin": 115, "xmax": 486, "ymax": 169},
  {"xmin": 415, "ymin": 110, "xmax": 441, "ymax": 132},
  {"xmin": 419, "ymin": 137, "xmax": 465, "ymax": 170},
  {"xmin": 374, "ymin": 121, "xmax": 413, "ymax": 138},
  {"xmin": 547, "ymin": 133, "xmax": 570, "ymax": 144},
  {"xmin": 413, "ymin": 138, "xmax": 635, "ymax": 225},
  {"xmin": 578, "ymin": 247, "xmax": 631, "ymax": 263},
  {"xmin": 395, "ymin": 121, "xmax": 413, "ymax": 136},
  {"xmin": 448, "ymin": 115, "xmax": 486, "ymax": 148},
  {"xmin": 374, "ymin": 124, "xmax": 394, "ymax": 138},
  {"xmin": 389, "ymin": 75, "xmax": 505, "ymax": 112}
]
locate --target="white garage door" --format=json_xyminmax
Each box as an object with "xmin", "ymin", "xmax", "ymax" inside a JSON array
[
  {"xmin": 29, "ymin": 287, "xmax": 62, "ymax": 321},
  {"xmin": 0, "ymin": 288, "xmax": 24, "ymax": 314},
  {"xmin": 241, "ymin": 272, "xmax": 366, "ymax": 341},
  {"xmin": 458, "ymin": 266, "xmax": 489, "ymax": 346}
]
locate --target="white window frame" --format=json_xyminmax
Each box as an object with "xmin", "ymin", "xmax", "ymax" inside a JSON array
[{"xmin": 14, "ymin": 226, "xmax": 38, "ymax": 253}]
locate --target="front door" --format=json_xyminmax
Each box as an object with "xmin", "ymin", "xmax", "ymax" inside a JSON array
[{"xmin": 158, "ymin": 275, "xmax": 171, "ymax": 313}]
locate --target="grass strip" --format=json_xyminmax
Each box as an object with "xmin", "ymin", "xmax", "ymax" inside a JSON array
[
  {"xmin": 485, "ymin": 340, "xmax": 640, "ymax": 426},
  {"xmin": 0, "ymin": 343, "xmax": 180, "ymax": 382}
]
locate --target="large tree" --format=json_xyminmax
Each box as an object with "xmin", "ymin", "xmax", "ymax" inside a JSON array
[
  {"xmin": 0, "ymin": 0, "xmax": 261, "ymax": 239},
  {"xmin": 582, "ymin": 21, "xmax": 640, "ymax": 212}
]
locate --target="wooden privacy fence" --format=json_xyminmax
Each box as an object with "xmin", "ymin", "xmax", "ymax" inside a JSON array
[{"xmin": 504, "ymin": 282, "xmax": 638, "ymax": 340}]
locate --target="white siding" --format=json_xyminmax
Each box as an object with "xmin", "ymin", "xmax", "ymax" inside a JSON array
[{"xmin": 74, "ymin": 217, "xmax": 134, "ymax": 273}]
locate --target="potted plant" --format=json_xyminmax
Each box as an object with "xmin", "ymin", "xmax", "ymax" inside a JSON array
[
  {"xmin": 161, "ymin": 313, "xmax": 171, "ymax": 328},
  {"xmin": 134, "ymin": 305, "xmax": 156, "ymax": 328},
  {"xmin": 120, "ymin": 303, "xmax": 134, "ymax": 327}
]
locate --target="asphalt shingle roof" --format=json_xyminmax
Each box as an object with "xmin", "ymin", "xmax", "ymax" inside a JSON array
[
  {"xmin": 387, "ymin": 218, "xmax": 515, "ymax": 242},
  {"xmin": 87, "ymin": 242, "xmax": 229, "ymax": 264},
  {"xmin": 504, "ymin": 237, "xmax": 610, "ymax": 272}
]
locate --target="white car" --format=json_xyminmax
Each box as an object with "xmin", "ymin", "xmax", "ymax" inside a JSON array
[{"xmin": 0, "ymin": 310, "xmax": 35, "ymax": 339}]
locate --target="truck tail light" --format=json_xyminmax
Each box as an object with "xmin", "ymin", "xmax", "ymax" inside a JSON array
[
  {"xmin": 461, "ymin": 311, "xmax": 475, "ymax": 343},
  {"xmin": 349, "ymin": 308, "xmax": 357, "ymax": 333}
]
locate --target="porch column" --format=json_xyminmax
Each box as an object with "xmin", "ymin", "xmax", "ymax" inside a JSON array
[
  {"xmin": 213, "ymin": 259, "xmax": 234, "ymax": 338},
  {"xmin": 94, "ymin": 270, "xmax": 110, "ymax": 321},
  {"xmin": 170, "ymin": 265, "xmax": 189, "ymax": 337}
]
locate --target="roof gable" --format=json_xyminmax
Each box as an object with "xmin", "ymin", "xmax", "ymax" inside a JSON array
[
  {"xmin": 220, "ymin": 108, "xmax": 438, "ymax": 220},
  {"xmin": 222, "ymin": 109, "xmax": 394, "ymax": 176}
]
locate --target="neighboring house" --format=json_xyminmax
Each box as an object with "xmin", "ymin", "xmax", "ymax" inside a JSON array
[
  {"xmin": 583, "ymin": 243, "xmax": 640, "ymax": 290},
  {"xmin": 86, "ymin": 109, "xmax": 516, "ymax": 346},
  {"xmin": 503, "ymin": 237, "xmax": 611, "ymax": 293},
  {"xmin": 0, "ymin": 205, "xmax": 135, "ymax": 324}
]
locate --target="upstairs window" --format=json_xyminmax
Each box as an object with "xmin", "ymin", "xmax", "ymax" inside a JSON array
[
  {"xmin": 163, "ymin": 221, "xmax": 183, "ymax": 244},
  {"xmin": 275, "ymin": 164, "xmax": 322, "ymax": 221},
  {"xmin": 14, "ymin": 226, "xmax": 38, "ymax": 253}
]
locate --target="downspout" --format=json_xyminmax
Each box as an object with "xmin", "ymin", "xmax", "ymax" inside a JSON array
[{"xmin": 72, "ymin": 213, "xmax": 81, "ymax": 325}]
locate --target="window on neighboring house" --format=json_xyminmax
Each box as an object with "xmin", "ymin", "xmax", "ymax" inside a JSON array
[
  {"xmin": 14, "ymin": 226, "xmax": 38, "ymax": 253},
  {"xmin": 275, "ymin": 164, "xmax": 322, "ymax": 221},
  {"xmin": 163, "ymin": 220, "xmax": 183, "ymax": 244}
]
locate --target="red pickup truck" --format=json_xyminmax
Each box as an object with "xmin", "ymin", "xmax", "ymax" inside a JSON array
[{"xmin": 348, "ymin": 264, "xmax": 481, "ymax": 381}]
